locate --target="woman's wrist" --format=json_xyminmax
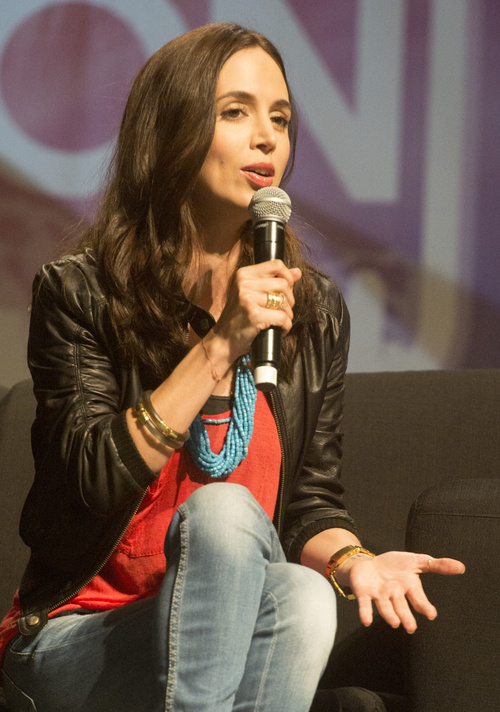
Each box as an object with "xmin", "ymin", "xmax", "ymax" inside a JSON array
[
  {"xmin": 200, "ymin": 330, "xmax": 235, "ymax": 381},
  {"xmin": 326, "ymin": 545, "xmax": 375, "ymax": 598},
  {"xmin": 334, "ymin": 552, "xmax": 374, "ymax": 586}
]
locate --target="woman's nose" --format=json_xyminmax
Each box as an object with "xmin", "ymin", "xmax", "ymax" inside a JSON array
[{"xmin": 252, "ymin": 116, "xmax": 277, "ymax": 153}]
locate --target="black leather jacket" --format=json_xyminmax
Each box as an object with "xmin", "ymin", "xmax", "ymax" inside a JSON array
[{"xmin": 17, "ymin": 251, "xmax": 357, "ymax": 635}]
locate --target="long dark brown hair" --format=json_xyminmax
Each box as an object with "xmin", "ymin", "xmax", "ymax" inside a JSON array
[{"xmin": 77, "ymin": 22, "xmax": 319, "ymax": 384}]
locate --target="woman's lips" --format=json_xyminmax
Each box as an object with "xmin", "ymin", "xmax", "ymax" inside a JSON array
[{"xmin": 241, "ymin": 163, "xmax": 275, "ymax": 188}]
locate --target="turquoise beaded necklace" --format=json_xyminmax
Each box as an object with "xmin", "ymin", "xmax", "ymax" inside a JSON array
[{"xmin": 185, "ymin": 354, "xmax": 257, "ymax": 478}]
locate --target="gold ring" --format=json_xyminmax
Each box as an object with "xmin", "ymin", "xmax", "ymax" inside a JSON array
[{"xmin": 266, "ymin": 291, "xmax": 285, "ymax": 310}]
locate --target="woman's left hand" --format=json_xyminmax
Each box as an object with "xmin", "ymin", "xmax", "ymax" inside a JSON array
[{"xmin": 344, "ymin": 551, "xmax": 465, "ymax": 633}]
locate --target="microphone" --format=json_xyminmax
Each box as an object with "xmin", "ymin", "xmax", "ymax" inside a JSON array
[{"xmin": 248, "ymin": 186, "xmax": 292, "ymax": 391}]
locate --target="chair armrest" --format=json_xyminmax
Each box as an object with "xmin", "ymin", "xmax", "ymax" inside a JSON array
[{"xmin": 405, "ymin": 478, "xmax": 500, "ymax": 712}]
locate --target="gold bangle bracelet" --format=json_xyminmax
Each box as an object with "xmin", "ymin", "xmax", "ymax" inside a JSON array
[
  {"xmin": 141, "ymin": 391, "xmax": 189, "ymax": 444},
  {"xmin": 134, "ymin": 401, "xmax": 186, "ymax": 449},
  {"xmin": 326, "ymin": 545, "xmax": 375, "ymax": 600}
]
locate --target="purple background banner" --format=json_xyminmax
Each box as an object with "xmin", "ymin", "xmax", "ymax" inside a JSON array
[{"xmin": 0, "ymin": 0, "xmax": 499, "ymax": 386}]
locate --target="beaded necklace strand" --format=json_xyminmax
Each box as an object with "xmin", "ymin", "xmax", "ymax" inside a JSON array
[{"xmin": 185, "ymin": 354, "xmax": 257, "ymax": 478}]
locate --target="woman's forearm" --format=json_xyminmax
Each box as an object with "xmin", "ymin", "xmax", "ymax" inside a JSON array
[
  {"xmin": 300, "ymin": 528, "xmax": 371, "ymax": 587},
  {"xmin": 126, "ymin": 330, "xmax": 234, "ymax": 472}
]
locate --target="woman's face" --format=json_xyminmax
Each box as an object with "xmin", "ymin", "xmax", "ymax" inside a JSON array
[{"xmin": 192, "ymin": 47, "xmax": 291, "ymax": 223}]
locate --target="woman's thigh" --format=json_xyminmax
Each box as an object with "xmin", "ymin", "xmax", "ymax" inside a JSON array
[{"xmin": 2, "ymin": 598, "xmax": 162, "ymax": 712}]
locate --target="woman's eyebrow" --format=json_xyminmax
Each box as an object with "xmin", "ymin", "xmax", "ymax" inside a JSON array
[{"xmin": 216, "ymin": 90, "xmax": 291, "ymax": 112}]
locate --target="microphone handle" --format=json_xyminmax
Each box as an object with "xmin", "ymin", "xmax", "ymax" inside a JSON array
[{"xmin": 252, "ymin": 220, "xmax": 285, "ymax": 391}]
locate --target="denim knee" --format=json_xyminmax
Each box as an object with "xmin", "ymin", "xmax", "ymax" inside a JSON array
[
  {"xmin": 181, "ymin": 482, "xmax": 260, "ymax": 522},
  {"xmin": 173, "ymin": 482, "xmax": 279, "ymax": 562},
  {"xmin": 269, "ymin": 563, "xmax": 337, "ymax": 656}
]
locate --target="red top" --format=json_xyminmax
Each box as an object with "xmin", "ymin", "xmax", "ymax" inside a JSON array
[{"xmin": 0, "ymin": 391, "xmax": 281, "ymax": 665}]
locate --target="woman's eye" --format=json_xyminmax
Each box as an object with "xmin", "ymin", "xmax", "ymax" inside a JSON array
[
  {"xmin": 222, "ymin": 107, "xmax": 244, "ymax": 119},
  {"xmin": 272, "ymin": 115, "xmax": 290, "ymax": 130}
]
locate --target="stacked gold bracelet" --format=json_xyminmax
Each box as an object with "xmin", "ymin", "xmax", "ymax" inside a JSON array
[
  {"xmin": 326, "ymin": 545, "xmax": 375, "ymax": 600},
  {"xmin": 134, "ymin": 390, "xmax": 189, "ymax": 449}
]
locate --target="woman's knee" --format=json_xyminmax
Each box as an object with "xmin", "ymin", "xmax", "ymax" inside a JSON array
[
  {"xmin": 184, "ymin": 481, "xmax": 255, "ymax": 513},
  {"xmin": 267, "ymin": 563, "xmax": 337, "ymax": 651},
  {"xmin": 172, "ymin": 483, "xmax": 277, "ymax": 561},
  {"xmin": 181, "ymin": 483, "xmax": 264, "ymax": 532}
]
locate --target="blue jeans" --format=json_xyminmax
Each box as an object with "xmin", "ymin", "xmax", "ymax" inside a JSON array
[{"xmin": 3, "ymin": 483, "xmax": 337, "ymax": 712}]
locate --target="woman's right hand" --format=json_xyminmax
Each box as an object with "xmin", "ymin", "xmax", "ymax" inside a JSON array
[
  {"xmin": 213, "ymin": 259, "xmax": 302, "ymax": 362},
  {"xmin": 128, "ymin": 259, "xmax": 300, "ymax": 472}
]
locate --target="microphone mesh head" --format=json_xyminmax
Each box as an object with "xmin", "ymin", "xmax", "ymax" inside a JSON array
[{"xmin": 248, "ymin": 187, "xmax": 292, "ymax": 225}]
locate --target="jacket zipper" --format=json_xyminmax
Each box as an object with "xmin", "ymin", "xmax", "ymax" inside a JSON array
[
  {"xmin": 26, "ymin": 491, "xmax": 147, "ymax": 624},
  {"xmin": 56, "ymin": 494, "xmax": 146, "ymax": 609},
  {"xmin": 269, "ymin": 388, "xmax": 287, "ymax": 537}
]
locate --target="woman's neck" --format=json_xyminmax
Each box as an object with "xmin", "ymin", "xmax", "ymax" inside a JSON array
[
  {"xmin": 184, "ymin": 239, "xmax": 241, "ymax": 320},
  {"xmin": 182, "ymin": 204, "xmax": 249, "ymax": 315}
]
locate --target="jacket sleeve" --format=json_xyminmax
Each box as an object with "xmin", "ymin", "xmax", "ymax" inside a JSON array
[
  {"xmin": 25, "ymin": 257, "xmax": 157, "ymax": 521},
  {"xmin": 279, "ymin": 286, "xmax": 358, "ymax": 562}
]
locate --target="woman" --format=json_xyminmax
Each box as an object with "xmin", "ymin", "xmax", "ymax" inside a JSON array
[{"xmin": 0, "ymin": 22, "xmax": 464, "ymax": 712}]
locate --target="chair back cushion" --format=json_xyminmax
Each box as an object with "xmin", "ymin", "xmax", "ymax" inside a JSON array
[{"xmin": 0, "ymin": 380, "xmax": 36, "ymax": 618}]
